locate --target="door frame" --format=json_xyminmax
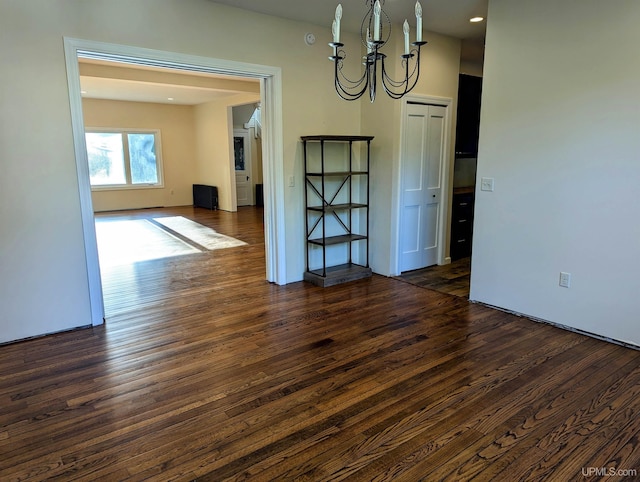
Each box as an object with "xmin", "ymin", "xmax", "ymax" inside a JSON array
[
  {"xmin": 233, "ymin": 128, "xmax": 254, "ymax": 207},
  {"xmin": 391, "ymin": 94, "xmax": 453, "ymax": 276},
  {"xmin": 63, "ymin": 37, "xmax": 286, "ymax": 327}
]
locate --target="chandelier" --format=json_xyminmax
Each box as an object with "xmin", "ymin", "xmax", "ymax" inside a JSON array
[{"xmin": 330, "ymin": 0, "xmax": 426, "ymax": 102}]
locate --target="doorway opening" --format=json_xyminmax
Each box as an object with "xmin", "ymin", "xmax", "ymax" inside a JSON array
[
  {"xmin": 393, "ymin": 94, "xmax": 472, "ymax": 297},
  {"xmin": 233, "ymin": 129, "xmax": 254, "ymax": 207},
  {"xmin": 64, "ymin": 38, "xmax": 285, "ymax": 326},
  {"xmin": 395, "ymin": 96, "xmax": 452, "ymax": 275},
  {"xmin": 395, "ymin": 78, "xmax": 482, "ymax": 300},
  {"xmin": 232, "ymin": 103, "xmax": 262, "ymax": 209}
]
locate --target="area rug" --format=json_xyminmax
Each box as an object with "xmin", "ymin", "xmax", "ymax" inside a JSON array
[
  {"xmin": 152, "ymin": 216, "xmax": 247, "ymax": 250},
  {"xmin": 95, "ymin": 219, "xmax": 201, "ymax": 267}
]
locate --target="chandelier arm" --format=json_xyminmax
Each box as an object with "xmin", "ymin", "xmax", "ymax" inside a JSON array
[
  {"xmin": 379, "ymin": 55, "xmax": 411, "ymax": 99},
  {"xmin": 335, "ymin": 60, "xmax": 370, "ymax": 101},
  {"xmin": 335, "ymin": 76, "xmax": 368, "ymax": 101},
  {"xmin": 338, "ymin": 62, "xmax": 369, "ymax": 87},
  {"xmin": 331, "ymin": 45, "xmax": 370, "ymax": 101},
  {"xmin": 380, "ymin": 45, "xmax": 423, "ymax": 99},
  {"xmin": 382, "ymin": 56, "xmax": 416, "ymax": 88},
  {"xmin": 333, "ymin": 46, "xmax": 370, "ymax": 86}
]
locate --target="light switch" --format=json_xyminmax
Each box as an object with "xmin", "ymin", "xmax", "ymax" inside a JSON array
[{"xmin": 480, "ymin": 177, "xmax": 495, "ymax": 192}]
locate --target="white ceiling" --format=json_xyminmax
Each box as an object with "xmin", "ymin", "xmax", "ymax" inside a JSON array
[
  {"xmin": 80, "ymin": 76, "xmax": 240, "ymax": 105},
  {"xmin": 210, "ymin": 0, "xmax": 488, "ymax": 40},
  {"xmin": 79, "ymin": 59, "xmax": 260, "ymax": 106}
]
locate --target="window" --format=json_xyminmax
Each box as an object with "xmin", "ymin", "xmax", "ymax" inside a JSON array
[{"xmin": 85, "ymin": 129, "xmax": 163, "ymax": 189}]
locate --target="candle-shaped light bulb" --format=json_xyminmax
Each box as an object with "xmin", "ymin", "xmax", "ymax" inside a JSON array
[
  {"xmin": 403, "ymin": 20, "xmax": 410, "ymax": 55},
  {"xmin": 373, "ymin": 0, "xmax": 381, "ymax": 41},
  {"xmin": 332, "ymin": 20, "xmax": 338, "ymax": 43},
  {"xmin": 415, "ymin": 1, "xmax": 423, "ymax": 42},
  {"xmin": 367, "ymin": 27, "xmax": 373, "ymax": 54},
  {"xmin": 334, "ymin": 4, "xmax": 342, "ymax": 43}
]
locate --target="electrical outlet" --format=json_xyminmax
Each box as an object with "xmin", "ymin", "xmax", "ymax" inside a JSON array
[
  {"xmin": 288, "ymin": 176, "xmax": 295, "ymax": 187},
  {"xmin": 480, "ymin": 177, "xmax": 495, "ymax": 192},
  {"xmin": 559, "ymin": 272, "xmax": 571, "ymax": 288}
]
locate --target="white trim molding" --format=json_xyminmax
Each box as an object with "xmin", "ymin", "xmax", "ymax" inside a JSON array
[
  {"xmin": 260, "ymin": 75, "xmax": 286, "ymax": 284},
  {"xmin": 63, "ymin": 37, "xmax": 287, "ymax": 326},
  {"xmin": 391, "ymin": 93, "xmax": 453, "ymax": 276}
]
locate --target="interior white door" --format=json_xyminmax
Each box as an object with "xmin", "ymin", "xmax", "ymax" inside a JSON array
[
  {"xmin": 234, "ymin": 129, "xmax": 253, "ymax": 206},
  {"xmin": 400, "ymin": 103, "xmax": 446, "ymax": 272}
]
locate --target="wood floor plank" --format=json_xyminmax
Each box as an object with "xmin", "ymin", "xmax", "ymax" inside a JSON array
[
  {"xmin": 395, "ymin": 256, "xmax": 471, "ymax": 298},
  {"xmin": 419, "ymin": 351, "xmax": 639, "ymax": 481},
  {"xmin": 477, "ymin": 359, "xmax": 640, "ymax": 481},
  {"xmin": 315, "ymin": 338, "xmax": 596, "ymax": 481},
  {"xmin": 1, "ymin": 206, "xmax": 639, "ymax": 481}
]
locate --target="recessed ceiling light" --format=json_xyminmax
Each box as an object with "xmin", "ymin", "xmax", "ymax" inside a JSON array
[
  {"xmin": 470, "ymin": 16, "xmax": 484, "ymax": 23},
  {"xmin": 167, "ymin": 97, "xmax": 174, "ymax": 101},
  {"xmin": 81, "ymin": 90, "xmax": 87, "ymax": 94}
]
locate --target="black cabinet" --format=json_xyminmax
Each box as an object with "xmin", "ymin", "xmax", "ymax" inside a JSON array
[
  {"xmin": 450, "ymin": 188, "xmax": 474, "ymax": 260},
  {"xmin": 455, "ymin": 74, "xmax": 482, "ymax": 157},
  {"xmin": 301, "ymin": 135, "xmax": 373, "ymax": 287}
]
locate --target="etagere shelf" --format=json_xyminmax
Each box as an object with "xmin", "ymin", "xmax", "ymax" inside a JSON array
[{"xmin": 302, "ymin": 135, "xmax": 373, "ymax": 287}]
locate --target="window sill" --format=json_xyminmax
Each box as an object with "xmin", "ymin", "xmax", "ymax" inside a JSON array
[{"xmin": 91, "ymin": 184, "xmax": 165, "ymax": 192}]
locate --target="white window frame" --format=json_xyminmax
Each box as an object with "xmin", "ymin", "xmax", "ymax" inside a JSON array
[{"xmin": 85, "ymin": 127, "xmax": 164, "ymax": 191}]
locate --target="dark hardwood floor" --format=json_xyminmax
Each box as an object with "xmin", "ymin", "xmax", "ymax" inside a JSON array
[
  {"xmin": 396, "ymin": 257, "xmax": 471, "ymax": 298},
  {"xmin": 1, "ymin": 206, "xmax": 639, "ymax": 481}
]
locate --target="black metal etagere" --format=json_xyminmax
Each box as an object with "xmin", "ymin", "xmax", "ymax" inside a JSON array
[{"xmin": 302, "ymin": 135, "xmax": 373, "ymax": 287}]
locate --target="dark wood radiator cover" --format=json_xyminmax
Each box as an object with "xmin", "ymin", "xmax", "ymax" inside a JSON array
[{"xmin": 193, "ymin": 184, "xmax": 218, "ymax": 210}]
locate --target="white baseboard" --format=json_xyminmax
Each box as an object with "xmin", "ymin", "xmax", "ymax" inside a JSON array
[{"xmin": 469, "ymin": 300, "xmax": 640, "ymax": 351}]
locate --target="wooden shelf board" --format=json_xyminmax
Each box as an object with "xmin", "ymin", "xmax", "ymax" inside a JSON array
[
  {"xmin": 307, "ymin": 203, "xmax": 367, "ymax": 212},
  {"xmin": 301, "ymin": 135, "xmax": 374, "ymax": 142},
  {"xmin": 306, "ymin": 171, "xmax": 368, "ymax": 177},
  {"xmin": 304, "ymin": 263, "xmax": 372, "ymax": 287},
  {"xmin": 308, "ymin": 234, "xmax": 367, "ymax": 246}
]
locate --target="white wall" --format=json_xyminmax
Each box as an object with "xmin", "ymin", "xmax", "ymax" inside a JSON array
[
  {"xmin": 362, "ymin": 30, "xmax": 461, "ymax": 275},
  {"xmin": 0, "ymin": 0, "xmax": 463, "ymax": 343},
  {"xmin": 470, "ymin": 0, "xmax": 640, "ymax": 346},
  {"xmin": 0, "ymin": 0, "xmax": 361, "ymax": 343}
]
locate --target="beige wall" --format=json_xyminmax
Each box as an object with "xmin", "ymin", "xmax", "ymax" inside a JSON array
[
  {"xmin": 0, "ymin": 0, "xmax": 461, "ymax": 343},
  {"xmin": 85, "ymin": 94, "xmax": 260, "ymax": 213},
  {"xmin": 83, "ymin": 99, "xmax": 197, "ymax": 211},
  {"xmin": 460, "ymin": 60, "xmax": 483, "ymax": 77},
  {"xmin": 194, "ymin": 93, "xmax": 259, "ymax": 211},
  {"xmin": 194, "ymin": 98, "xmax": 233, "ymax": 210},
  {"xmin": 471, "ymin": 0, "xmax": 640, "ymax": 346}
]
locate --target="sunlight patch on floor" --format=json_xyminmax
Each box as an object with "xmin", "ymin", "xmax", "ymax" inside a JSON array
[
  {"xmin": 95, "ymin": 216, "xmax": 248, "ymax": 268},
  {"xmin": 95, "ymin": 219, "xmax": 200, "ymax": 267},
  {"xmin": 153, "ymin": 216, "xmax": 247, "ymax": 250}
]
